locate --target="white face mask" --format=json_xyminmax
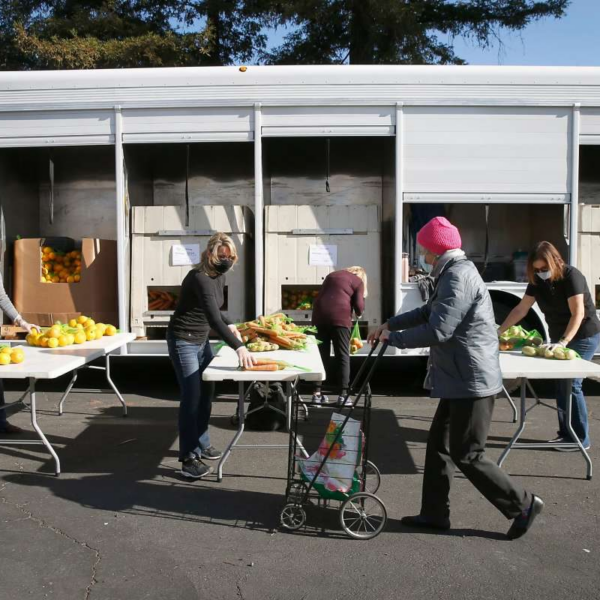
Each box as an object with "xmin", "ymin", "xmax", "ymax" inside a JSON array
[
  {"xmin": 418, "ymin": 254, "xmax": 433, "ymax": 274},
  {"xmin": 536, "ymin": 270, "xmax": 552, "ymax": 281}
]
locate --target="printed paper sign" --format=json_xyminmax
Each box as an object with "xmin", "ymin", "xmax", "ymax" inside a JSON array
[
  {"xmin": 171, "ymin": 244, "xmax": 200, "ymax": 266},
  {"xmin": 309, "ymin": 244, "xmax": 337, "ymax": 267}
]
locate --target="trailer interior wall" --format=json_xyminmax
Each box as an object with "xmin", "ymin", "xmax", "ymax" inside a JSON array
[
  {"xmin": 403, "ymin": 107, "xmax": 571, "ymax": 194},
  {"xmin": 403, "ymin": 203, "xmax": 567, "ymax": 275},
  {"xmin": 0, "ymin": 148, "xmax": 39, "ymax": 296},
  {"xmin": 123, "ymin": 143, "xmax": 254, "ymax": 207}
]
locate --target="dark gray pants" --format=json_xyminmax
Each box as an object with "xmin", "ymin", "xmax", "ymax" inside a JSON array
[
  {"xmin": 314, "ymin": 325, "xmax": 351, "ymax": 396},
  {"xmin": 421, "ymin": 395, "xmax": 530, "ymax": 520}
]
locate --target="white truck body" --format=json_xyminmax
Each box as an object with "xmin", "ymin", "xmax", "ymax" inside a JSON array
[{"xmin": 0, "ymin": 65, "xmax": 599, "ymax": 355}]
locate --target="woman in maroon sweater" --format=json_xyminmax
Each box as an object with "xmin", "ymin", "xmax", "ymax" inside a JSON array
[{"xmin": 312, "ymin": 266, "xmax": 367, "ymax": 406}]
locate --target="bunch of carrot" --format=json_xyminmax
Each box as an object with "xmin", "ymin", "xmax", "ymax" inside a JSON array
[
  {"xmin": 242, "ymin": 358, "xmax": 311, "ymax": 372},
  {"xmin": 236, "ymin": 313, "xmax": 312, "ymax": 351},
  {"xmin": 148, "ymin": 291, "xmax": 178, "ymax": 311}
]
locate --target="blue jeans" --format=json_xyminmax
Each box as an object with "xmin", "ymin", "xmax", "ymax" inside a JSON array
[
  {"xmin": 167, "ymin": 332, "xmax": 215, "ymax": 462},
  {"xmin": 555, "ymin": 332, "xmax": 599, "ymax": 447}
]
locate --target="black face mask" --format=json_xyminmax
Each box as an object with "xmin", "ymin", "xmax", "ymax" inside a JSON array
[{"xmin": 215, "ymin": 258, "xmax": 233, "ymax": 274}]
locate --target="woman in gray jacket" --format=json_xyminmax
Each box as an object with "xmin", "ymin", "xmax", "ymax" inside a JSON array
[
  {"xmin": 0, "ymin": 272, "xmax": 35, "ymax": 434},
  {"xmin": 369, "ymin": 217, "xmax": 543, "ymax": 540}
]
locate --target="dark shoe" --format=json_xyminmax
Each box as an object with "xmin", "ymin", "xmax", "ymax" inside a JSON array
[
  {"xmin": 200, "ymin": 446, "xmax": 223, "ymax": 461},
  {"xmin": 0, "ymin": 422, "xmax": 24, "ymax": 434},
  {"xmin": 400, "ymin": 514, "xmax": 451, "ymax": 531},
  {"xmin": 507, "ymin": 495, "xmax": 544, "ymax": 540},
  {"xmin": 549, "ymin": 436, "xmax": 590, "ymax": 451},
  {"xmin": 180, "ymin": 458, "xmax": 213, "ymax": 479}
]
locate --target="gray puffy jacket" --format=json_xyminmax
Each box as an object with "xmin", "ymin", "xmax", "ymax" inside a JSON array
[{"xmin": 388, "ymin": 256, "xmax": 502, "ymax": 400}]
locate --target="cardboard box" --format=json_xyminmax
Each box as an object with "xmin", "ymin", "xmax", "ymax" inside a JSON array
[{"xmin": 13, "ymin": 238, "xmax": 118, "ymax": 327}]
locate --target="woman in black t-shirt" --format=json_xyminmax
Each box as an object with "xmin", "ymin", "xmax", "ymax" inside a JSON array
[
  {"xmin": 499, "ymin": 241, "xmax": 600, "ymax": 450},
  {"xmin": 167, "ymin": 233, "xmax": 255, "ymax": 480}
]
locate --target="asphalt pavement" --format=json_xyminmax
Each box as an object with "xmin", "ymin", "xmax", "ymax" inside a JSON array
[{"xmin": 1, "ymin": 358, "xmax": 599, "ymax": 600}]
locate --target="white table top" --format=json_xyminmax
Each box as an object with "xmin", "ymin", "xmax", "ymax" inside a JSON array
[
  {"xmin": 203, "ymin": 340, "xmax": 326, "ymax": 382},
  {"xmin": 0, "ymin": 333, "xmax": 136, "ymax": 380},
  {"xmin": 500, "ymin": 353, "xmax": 600, "ymax": 380}
]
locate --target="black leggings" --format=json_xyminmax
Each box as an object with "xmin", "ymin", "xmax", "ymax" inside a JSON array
[{"xmin": 314, "ymin": 325, "xmax": 351, "ymax": 396}]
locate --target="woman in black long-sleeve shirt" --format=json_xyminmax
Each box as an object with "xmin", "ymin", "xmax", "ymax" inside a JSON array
[{"xmin": 167, "ymin": 233, "xmax": 255, "ymax": 479}]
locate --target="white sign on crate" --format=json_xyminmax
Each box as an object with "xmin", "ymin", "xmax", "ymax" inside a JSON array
[
  {"xmin": 171, "ymin": 244, "xmax": 200, "ymax": 266},
  {"xmin": 309, "ymin": 244, "xmax": 337, "ymax": 267}
]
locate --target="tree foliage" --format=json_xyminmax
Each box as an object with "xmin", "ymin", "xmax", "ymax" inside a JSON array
[
  {"xmin": 0, "ymin": 0, "xmax": 570, "ymax": 70},
  {"xmin": 264, "ymin": 0, "xmax": 571, "ymax": 65}
]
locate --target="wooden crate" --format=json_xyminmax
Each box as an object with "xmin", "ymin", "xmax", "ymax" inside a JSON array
[
  {"xmin": 130, "ymin": 205, "xmax": 252, "ymax": 337},
  {"xmin": 264, "ymin": 205, "xmax": 381, "ymax": 326}
]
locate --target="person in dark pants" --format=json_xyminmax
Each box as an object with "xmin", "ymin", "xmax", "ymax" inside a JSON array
[
  {"xmin": 369, "ymin": 217, "xmax": 543, "ymax": 540},
  {"xmin": 311, "ymin": 266, "xmax": 367, "ymax": 406},
  {"xmin": 167, "ymin": 233, "xmax": 255, "ymax": 480},
  {"xmin": 499, "ymin": 241, "xmax": 600, "ymax": 450}
]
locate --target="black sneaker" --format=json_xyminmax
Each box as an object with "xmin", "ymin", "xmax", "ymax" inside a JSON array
[
  {"xmin": 180, "ymin": 458, "xmax": 213, "ymax": 479},
  {"xmin": 400, "ymin": 514, "xmax": 451, "ymax": 531},
  {"xmin": 200, "ymin": 446, "xmax": 223, "ymax": 461},
  {"xmin": 507, "ymin": 495, "xmax": 544, "ymax": 540}
]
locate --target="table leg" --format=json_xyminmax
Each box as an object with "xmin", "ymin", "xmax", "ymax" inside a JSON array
[
  {"xmin": 501, "ymin": 385, "xmax": 518, "ymax": 423},
  {"xmin": 217, "ymin": 381, "xmax": 245, "ymax": 482},
  {"xmin": 105, "ymin": 354, "xmax": 128, "ymax": 417},
  {"xmin": 498, "ymin": 379, "xmax": 527, "ymax": 468},
  {"xmin": 58, "ymin": 369, "xmax": 79, "ymax": 416},
  {"xmin": 563, "ymin": 380, "xmax": 593, "ymax": 480},
  {"xmin": 29, "ymin": 378, "xmax": 61, "ymax": 476}
]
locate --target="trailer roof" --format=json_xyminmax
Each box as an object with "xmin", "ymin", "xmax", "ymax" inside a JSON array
[{"xmin": 1, "ymin": 65, "xmax": 600, "ymax": 110}]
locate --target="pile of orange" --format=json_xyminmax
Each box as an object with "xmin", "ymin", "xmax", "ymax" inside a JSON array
[
  {"xmin": 40, "ymin": 246, "xmax": 82, "ymax": 284},
  {"xmin": 0, "ymin": 346, "xmax": 25, "ymax": 366},
  {"xmin": 26, "ymin": 316, "xmax": 117, "ymax": 348}
]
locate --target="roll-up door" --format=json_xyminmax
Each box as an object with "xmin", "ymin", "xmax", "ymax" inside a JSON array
[
  {"xmin": 0, "ymin": 110, "xmax": 114, "ymax": 147},
  {"xmin": 262, "ymin": 106, "xmax": 394, "ymax": 137},
  {"xmin": 122, "ymin": 107, "xmax": 253, "ymax": 143},
  {"xmin": 581, "ymin": 108, "xmax": 600, "ymax": 144},
  {"xmin": 404, "ymin": 107, "xmax": 571, "ymax": 194}
]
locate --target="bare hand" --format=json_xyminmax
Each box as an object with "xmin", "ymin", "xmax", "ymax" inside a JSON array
[
  {"xmin": 379, "ymin": 329, "xmax": 391, "ymax": 344},
  {"xmin": 236, "ymin": 346, "xmax": 256, "ymax": 369},
  {"xmin": 15, "ymin": 317, "xmax": 37, "ymax": 334},
  {"xmin": 367, "ymin": 324, "xmax": 387, "ymax": 346},
  {"xmin": 229, "ymin": 324, "xmax": 242, "ymax": 341}
]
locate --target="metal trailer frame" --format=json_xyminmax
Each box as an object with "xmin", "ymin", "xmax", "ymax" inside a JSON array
[{"xmin": 1, "ymin": 66, "xmax": 600, "ymax": 356}]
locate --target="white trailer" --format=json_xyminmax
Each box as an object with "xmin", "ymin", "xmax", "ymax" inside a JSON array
[{"xmin": 1, "ymin": 65, "xmax": 599, "ymax": 356}]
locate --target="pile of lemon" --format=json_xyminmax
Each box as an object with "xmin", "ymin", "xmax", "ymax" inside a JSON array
[
  {"xmin": 0, "ymin": 346, "xmax": 25, "ymax": 366},
  {"xmin": 26, "ymin": 316, "xmax": 117, "ymax": 348},
  {"xmin": 40, "ymin": 246, "xmax": 82, "ymax": 284}
]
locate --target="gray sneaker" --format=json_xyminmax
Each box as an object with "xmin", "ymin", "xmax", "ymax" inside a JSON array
[
  {"xmin": 200, "ymin": 446, "xmax": 223, "ymax": 460},
  {"xmin": 180, "ymin": 458, "xmax": 213, "ymax": 479},
  {"xmin": 311, "ymin": 393, "xmax": 330, "ymax": 406}
]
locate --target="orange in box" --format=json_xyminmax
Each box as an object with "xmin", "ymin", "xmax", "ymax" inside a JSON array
[{"xmin": 13, "ymin": 238, "xmax": 118, "ymax": 327}]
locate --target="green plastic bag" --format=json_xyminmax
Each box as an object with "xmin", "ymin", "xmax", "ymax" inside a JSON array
[{"xmin": 349, "ymin": 321, "xmax": 361, "ymax": 354}]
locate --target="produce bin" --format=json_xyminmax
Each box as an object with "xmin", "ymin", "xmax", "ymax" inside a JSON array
[
  {"xmin": 13, "ymin": 238, "xmax": 118, "ymax": 326},
  {"xmin": 264, "ymin": 205, "xmax": 381, "ymax": 331},
  {"xmin": 130, "ymin": 205, "xmax": 252, "ymax": 337}
]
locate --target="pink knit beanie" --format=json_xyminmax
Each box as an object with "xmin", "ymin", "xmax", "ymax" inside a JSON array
[{"xmin": 417, "ymin": 217, "xmax": 462, "ymax": 256}]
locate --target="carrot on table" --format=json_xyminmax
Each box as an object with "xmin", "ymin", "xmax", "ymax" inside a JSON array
[{"xmin": 243, "ymin": 364, "xmax": 279, "ymax": 371}]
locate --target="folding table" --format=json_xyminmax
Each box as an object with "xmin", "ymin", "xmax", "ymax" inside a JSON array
[
  {"xmin": 203, "ymin": 342, "xmax": 325, "ymax": 481},
  {"xmin": 0, "ymin": 333, "xmax": 135, "ymax": 475},
  {"xmin": 499, "ymin": 353, "xmax": 600, "ymax": 480}
]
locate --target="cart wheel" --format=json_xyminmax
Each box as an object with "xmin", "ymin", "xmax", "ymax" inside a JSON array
[
  {"xmin": 280, "ymin": 504, "xmax": 306, "ymax": 531},
  {"xmin": 230, "ymin": 414, "xmax": 239, "ymax": 426},
  {"xmin": 340, "ymin": 492, "xmax": 387, "ymax": 540},
  {"xmin": 363, "ymin": 460, "xmax": 381, "ymax": 494}
]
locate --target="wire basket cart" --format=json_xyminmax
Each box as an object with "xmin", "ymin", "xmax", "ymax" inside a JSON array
[{"xmin": 280, "ymin": 342, "xmax": 388, "ymax": 540}]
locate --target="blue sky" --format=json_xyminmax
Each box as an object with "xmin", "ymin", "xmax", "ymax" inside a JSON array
[
  {"xmin": 265, "ymin": 0, "xmax": 600, "ymax": 66},
  {"xmin": 452, "ymin": 0, "xmax": 600, "ymax": 66}
]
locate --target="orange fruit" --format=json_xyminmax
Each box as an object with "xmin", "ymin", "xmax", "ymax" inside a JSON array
[
  {"xmin": 95, "ymin": 329, "xmax": 103, "ymax": 340},
  {"xmin": 77, "ymin": 316, "xmax": 88, "ymax": 324},
  {"xmin": 58, "ymin": 335, "xmax": 69, "ymax": 347},
  {"xmin": 55, "ymin": 256, "xmax": 63, "ymax": 264},
  {"xmin": 40, "ymin": 337, "xmax": 49, "ymax": 348},
  {"xmin": 51, "ymin": 276, "xmax": 60, "ymax": 284},
  {"xmin": 47, "ymin": 337, "xmax": 59, "ymax": 349},
  {"xmin": 74, "ymin": 274, "xmax": 81, "ymax": 282},
  {"xmin": 1, "ymin": 347, "xmax": 12, "ymax": 355},
  {"xmin": 10, "ymin": 350, "xmax": 25, "ymax": 364},
  {"xmin": 43, "ymin": 246, "xmax": 53, "ymax": 255},
  {"xmin": 0, "ymin": 353, "xmax": 11, "ymax": 366},
  {"xmin": 48, "ymin": 326, "xmax": 61, "ymax": 338},
  {"xmin": 74, "ymin": 331, "xmax": 86, "ymax": 344},
  {"xmin": 68, "ymin": 319, "xmax": 78, "ymax": 328},
  {"xmin": 49, "ymin": 252, "xmax": 56, "ymax": 260},
  {"xmin": 66, "ymin": 276, "xmax": 74, "ymax": 284},
  {"xmin": 66, "ymin": 334, "xmax": 75, "ymax": 345},
  {"xmin": 85, "ymin": 319, "xmax": 96, "ymax": 328},
  {"xmin": 85, "ymin": 330, "xmax": 96, "ymax": 342},
  {"xmin": 105, "ymin": 325, "xmax": 117, "ymax": 337},
  {"xmin": 42, "ymin": 255, "xmax": 50, "ymax": 263}
]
